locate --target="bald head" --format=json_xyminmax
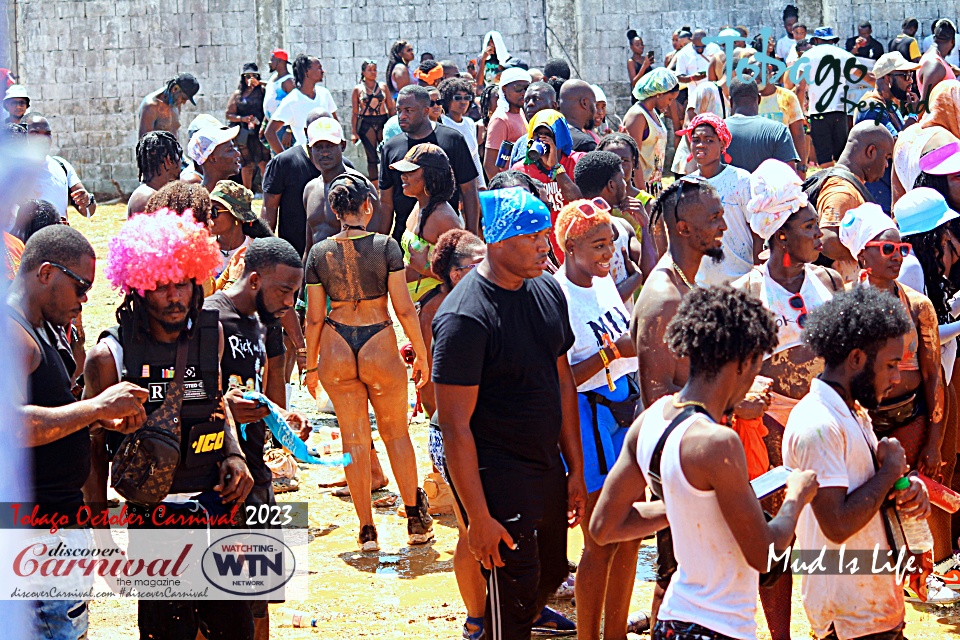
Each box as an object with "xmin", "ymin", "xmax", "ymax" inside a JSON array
[
  {"xmin": 841, "ymin": 122, "xmax": 895, "ymax": 183},
  {"xmin": 558, "ymin": 79, "xmax": 597, "ymax": 130}
]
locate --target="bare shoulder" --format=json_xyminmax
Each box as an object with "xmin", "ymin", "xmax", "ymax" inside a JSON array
[{"xmin": 810, "ymin": 264, "xmax": 843, "ymax": 291}]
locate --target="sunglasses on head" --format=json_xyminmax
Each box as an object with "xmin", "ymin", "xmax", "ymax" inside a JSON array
[
  {"xmin": 576, "ymin": 197, "xmax": 612, "ymax": 217},
  {"xmin": 46, "ymin": 261, "xmax": 92, "ymax": 296},
  {"xmin": 788, "ymin": 293, "xmax": 808, "ymax": 328},
  {"xmin": 864, "ymin": 241, "xmax": 911, "ymax": 257}
]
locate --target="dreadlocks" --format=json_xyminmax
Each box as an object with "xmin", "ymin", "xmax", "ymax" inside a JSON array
[
  {"xmin": 293, "ymin": 54, "xmax": 319, "ymax": 88},
  {"xmin": 136, "ymin": 131, "xmax": 182, "ymax": 182},
  {"xmin": 479, "ymin": 84, "xmax": 499, "ymax": 127},
  {"xmin": 116, "ymin": 283, "xmax": 205, "ymax": 342}
]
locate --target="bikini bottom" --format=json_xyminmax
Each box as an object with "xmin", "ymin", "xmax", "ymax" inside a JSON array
[{"xmin": 325, "ymin": 317, "xmax": 391, "ymax": 358}]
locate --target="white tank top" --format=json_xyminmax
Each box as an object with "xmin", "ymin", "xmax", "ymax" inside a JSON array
[
  {"xmin": 638, "ymin": 106, "xmax": 667, "ymax": 189},
  {"xmin": 760, "ymin": 263, "xmax": 834, "ymax": 355},
  {"xmin": 637, "ymin": 397, "xmax": 758, "ymax": 639}
]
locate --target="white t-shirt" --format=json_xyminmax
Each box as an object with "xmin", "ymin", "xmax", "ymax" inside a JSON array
[
  {"xmin": 29, "ymin": 155, "xmax": 80, "ymax": 218},
  {"xmin": 783, "ymin": 379, "xmax": 905, "ymax": 640},
  {"xmin": 271, "ymin": 87, "xmax": 338, "ymax": 147},
  {"xmin": 554, "ymin": 272, "xmax": 637, "ymax": 393},
  {"xmin": 693, "ymin": 165, "xmax": 754, "ymax": 286},
  {"xmin": 440, "ymin": 115, "xmax": 485, "ymax": 189},
  {"xmin": 673, "ymin": 42, "xmax": 722, "ymax": 89},
  {"xmin": 776, "ymin": 34, "xmax": 795, "ymax": 61},
  {"xmin": 796, "ymin": 44, "xmax": 858, "ymax": 115}
]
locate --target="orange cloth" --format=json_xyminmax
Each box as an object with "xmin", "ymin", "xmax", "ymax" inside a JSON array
[
  {"xmin": 922, "ymin": 80, "xmax": 960, "ymax": 140},
  {"xmin": 3, "ymin": 232, "xmax": 23, "ymax": 279},
  {"xmin": 731, "ymin": 416, "xmax": 769, "ymax": 480}
]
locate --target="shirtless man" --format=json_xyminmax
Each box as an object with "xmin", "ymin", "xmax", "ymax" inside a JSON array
[
  {"xmin": 628, "ymin": 175, "xmax": 725, "ymax": 627},
  {"xmin": 127, "ymin": 131, "xmax": 182, "ymax": 217},
  {"xmin": 138, "ymin": 73, "xmax": 200, "ymax": 139},
  {"xmin": 302, "ymin": 117, "xmax": 382, "ymax": 256}
]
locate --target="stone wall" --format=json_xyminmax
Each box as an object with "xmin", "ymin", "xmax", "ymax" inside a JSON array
[{"xmin": 6, "ymin": 0, "xmax": 955, "ymax": 194}]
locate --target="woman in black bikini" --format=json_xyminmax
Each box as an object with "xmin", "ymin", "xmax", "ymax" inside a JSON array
[
  {"xmin": 303, "ymin": 173, "xmax": 433, "ymax": 552},
  {"xmin": 352, "ymin": 60, "xmax": 395, "ymax": 184},
  {"xmin": 225, "ymin": 62, "xmax": 267, "ymax": 191}
]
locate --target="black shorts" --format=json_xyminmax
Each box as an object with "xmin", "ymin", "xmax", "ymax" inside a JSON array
[
  {"xmin": 138, "ymin": 600, "xmax": 254, "ymax": 640},
  {"xmin": 653, "ymin": 619, "xmax": 738, "ymax": 640},
  {"xmin": 245, "ymin": 482, "xmax": 285, "ymax": 612},
  {"xmin": 808, "ymin": 111, "xmax": 848, "ymax": 165},
  {"xmin": 449, "ymin": 461, "xmax": 569, "ymax": 640}
]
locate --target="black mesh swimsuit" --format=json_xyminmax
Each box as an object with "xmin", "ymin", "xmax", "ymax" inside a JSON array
[
  {"xmin": 305, "ymin": 232, "xmax": 405, "ymax": 357},
  {"xmin": 356, "ymin": 83, "xmax": 389, "ymax": 168}
]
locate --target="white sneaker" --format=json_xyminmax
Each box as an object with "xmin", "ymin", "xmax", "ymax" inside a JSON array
[
  {"xmin": 906, "ymin": 575, "xmax": 960, "ymax": 604},
  {"xmin": 933, "ymin": 554, "xmax": 960, "ymax": 590}
]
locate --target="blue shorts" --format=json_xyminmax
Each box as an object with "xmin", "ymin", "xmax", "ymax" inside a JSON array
[
  {"xmin": 35, "ymin": 599, "xmax": 87, "ymax": 640},
  {"xmin": 578, "ymin": 375, "xmax": 632, "ymax": 494}
]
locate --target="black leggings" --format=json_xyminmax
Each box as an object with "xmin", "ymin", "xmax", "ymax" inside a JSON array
[
  {"xmin": 138, "ymin": 600, "xmax": 254, "ymax": 640},
  {"xmin": 357, "ymin": 114, "xmax": 388, "ymax": 174}
]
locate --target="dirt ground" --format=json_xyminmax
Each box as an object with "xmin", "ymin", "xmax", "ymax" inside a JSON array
[{"xmin": 73, "ymin": 204, "xmax": 960, "ymax": 638}]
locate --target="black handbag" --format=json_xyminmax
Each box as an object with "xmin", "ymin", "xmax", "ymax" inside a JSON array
[
  {"xmin": 110, "ymin": 337, "xmax": 188, "ymax": 508},
  {"xmin": 648, "ymin": 405, "xmax": 790, "ymax": 588}
]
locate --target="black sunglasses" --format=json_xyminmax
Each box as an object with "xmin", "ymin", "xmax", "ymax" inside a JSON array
[
  {"xmin": 452, "ymin": 94, "xmax": 472, "ymax": 101},
  {"xmin": 429, "ymin": 100, "xmax": 441, "ymax": 107},
  {"xmin": 46, "ymin": 262, "xmax": 92, "ymax": 295}
]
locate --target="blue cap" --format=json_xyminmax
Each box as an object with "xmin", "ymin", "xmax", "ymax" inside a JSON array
[
  {"xmin": 481, "ymin": 187, "xmax": 552, "ymax": 244},
  {"xmin": 894, "ymin": 187, "xmax": 960, "ymax": 237},
  {"xmin": 813, "ymin": 27, "xmax": 838, "ymax": 40}
]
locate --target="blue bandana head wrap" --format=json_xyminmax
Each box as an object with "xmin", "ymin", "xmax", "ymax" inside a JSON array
[{"xmin": 481, "ymin": 187, "xmax": 552, "ymax": 244}]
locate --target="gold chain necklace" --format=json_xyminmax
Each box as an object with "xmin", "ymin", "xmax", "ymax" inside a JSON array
[
  {"xmin": 672, "ymin": 394, "xmax": 709, "ymax": 412},
  {"xmin": 671, "ymin": 259, "xmax": 695, "ymax": 289}
]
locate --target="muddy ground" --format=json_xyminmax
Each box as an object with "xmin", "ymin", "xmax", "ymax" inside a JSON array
[{"xmin": 74, "ymin": 205, "xmax": 960, "ymax": 638}]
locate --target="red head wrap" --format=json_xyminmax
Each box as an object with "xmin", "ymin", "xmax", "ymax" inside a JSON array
[{"xmin": 678, "ymin": 112, "xmax": 732, "ymax": 163}]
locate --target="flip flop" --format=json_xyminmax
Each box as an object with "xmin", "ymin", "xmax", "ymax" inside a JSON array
[
  {"xmin": 373, "ymin": 494, "xmax": 398, "ymax": 508},
  {"xmin": 330, "ymin": 482, "xmax": 390, "ymax": 497}
]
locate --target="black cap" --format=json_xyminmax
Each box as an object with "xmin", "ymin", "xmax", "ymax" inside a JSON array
[
  {"xmin": 503, "ymin": 57, "xmax": 530, "ymax": 70},
  {"xmin": 174, "ymin": 72, "xmax": 199, "ymax": 105},
  {"xmin": 242, "ymin": 62, "xmax": 260, "ymax": 76}
]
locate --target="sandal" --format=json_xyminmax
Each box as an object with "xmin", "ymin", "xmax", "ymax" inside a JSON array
[
  {"xmin": 359, "ymin": 524, "xmax": 379, "ymax": 552},
  {"xmin": 272, "ymin": 477, "xmax": 300, "ymax": 494}
]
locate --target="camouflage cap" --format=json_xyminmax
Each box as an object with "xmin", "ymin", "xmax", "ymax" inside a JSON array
[{"xmin": 210, "ymin": 180, "xmax": 256, "ymax": 223}]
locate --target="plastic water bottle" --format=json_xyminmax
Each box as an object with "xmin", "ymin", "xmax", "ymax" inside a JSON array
[
  {"xmin": 279, "ymin": 608, "xmax": 318, "ymax": 628},
  {"xmin": 309, "ymin": 426, "xmax": 342, "ymax": 457},
  {"xmin": 895, "ymin": 476, "xmax": 934, "ymax": 553}
]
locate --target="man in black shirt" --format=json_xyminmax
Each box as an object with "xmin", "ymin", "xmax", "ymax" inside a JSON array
[
  {"xmin": 889, "ymin": 17, "xmax": 922, "ymax": 62},
  {"xmin": 261, "ymin": 108, "xmax": 328, "ymax": 257},
  {"xmin": 9, "ymin": 226, "xmax": 148, "ymax": 639},
  {"xmin": 379, "ymin": 85, "xmax": 480, "ymax": 239},
  {"xmin": 433, "ymin": 187, "xmax": 586, "ymax": 639},
  {"xmin": 203, "ymin": 237, "xmax": 308, "ymax": 638},
  {"xmin": 845, "ymin": 21, "xmax": 884, "ymax": 60}
]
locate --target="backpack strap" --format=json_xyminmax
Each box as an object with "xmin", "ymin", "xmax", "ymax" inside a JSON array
[{"xmin": 648, "ymin": 404, "xmax": 710, "ymax": 500}]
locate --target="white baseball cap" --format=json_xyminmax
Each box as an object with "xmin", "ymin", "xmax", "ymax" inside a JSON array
[
  {"xmin": 307, "ymin": 117, "xmax": 344, "ymax": 146},
  {"xmin": 186, "ymin": 125, "xmax": 239, "ymax": 165},
  {"xmin": 592, "ymin": 84, "xmax": 607, "ymax": 103}
]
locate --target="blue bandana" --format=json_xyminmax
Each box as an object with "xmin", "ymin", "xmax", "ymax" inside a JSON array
[{"xmin": 481, "ymin": 187, "xmax": 552, "ymax": 244}]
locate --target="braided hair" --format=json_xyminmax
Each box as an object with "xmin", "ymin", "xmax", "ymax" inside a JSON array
[
  {"xmin": 479, "ymin": 84, "xmax": 499, "ymax": 126},
  {"xmin": 649, "ymin": 177, "xmax": 715, "ymax": 227},
  {"xmin": 913, "ymin": 171, "xmax": 960, "ymax": 323},
  {"xmin": 386, "ymin": 40, "xmax": 410, "ymax": 94},
  {"xmin": 145, "ymin": 181, "xmax": 212, "ymax": 225},
  {"xmin": 136, "ymin": 131, "xmax": 182, "ymax": 182},
  {"xmin": 328, "ymin": 173, "xmax": 371, "ymax": 218},
  {"xmin": 417, "ymin": 163, "xmax": 456, "ymax": 239},
  {"xmin": 293, "ymin": 54, "xmax": 319, "ymax": 88}
]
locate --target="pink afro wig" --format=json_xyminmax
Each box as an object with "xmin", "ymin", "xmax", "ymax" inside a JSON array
[{"xmin": 105, "ymin": 208, "xmax": 221, "ymax": 295}]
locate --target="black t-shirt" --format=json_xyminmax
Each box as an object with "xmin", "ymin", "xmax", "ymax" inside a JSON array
[
  {"xmin": 379, "ymin": 124, "xmax": 480, "ymax": 243},
  {"xmin": 203, "ymin": 291, "xmax": 285, "ymax": 485},
  {"xmin": 263, "ymin": 145, "xmax": 320, "ymax": 257},
  {"xmin": 431, "ymin": 271, "xmax": 574, "ymax": 470},
  {"xmin": 844, "ymin": 36, "xmax": 884, "ymax": 60},
  {"xmin": 568, "ymin": 124, "xmax": 598, "ymax": 153}
]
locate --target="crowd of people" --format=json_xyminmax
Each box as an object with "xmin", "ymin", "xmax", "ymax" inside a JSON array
[{"xmin": 8, "ymin": 4, "xmax": 960, "ymax": 640}]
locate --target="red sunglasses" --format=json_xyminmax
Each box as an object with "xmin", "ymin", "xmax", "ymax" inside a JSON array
[
  {"xmin": 576, "ymin": 197, "xmax": 612, "ymax": 216},
  {"xmin": 864, "ymin": 241, "xmax": 911, "ymax": 257},
  {"xmin": 788, "ymin": 293, "xmax": 808, "ymax": 328}
]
